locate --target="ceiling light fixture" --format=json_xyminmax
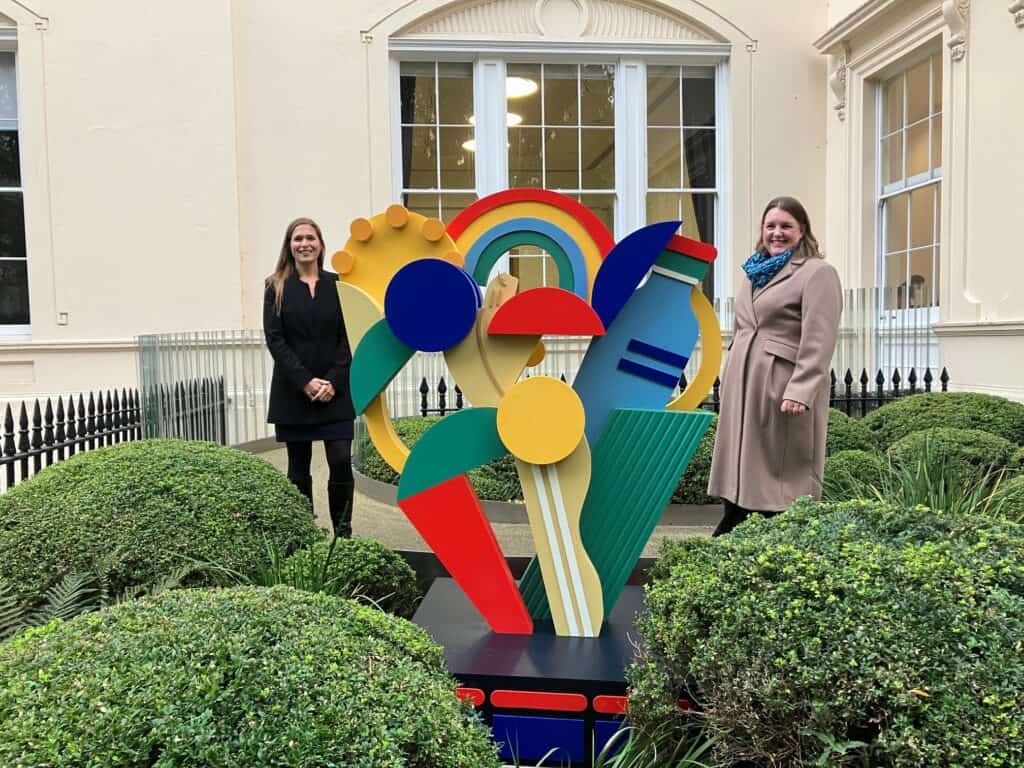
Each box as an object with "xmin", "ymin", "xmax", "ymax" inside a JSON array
[{"xmin": 506, "ymin": 76, "xmax": 539, "ymax": 98}]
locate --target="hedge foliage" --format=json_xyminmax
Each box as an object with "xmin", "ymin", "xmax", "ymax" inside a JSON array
[
  {"xmin": 887, "ymin": 427, "xmax": 1016, "ymax": 486},
  {"xmin": 0, "ymin": 440, "xmax": 318, "ymax": 604},
  {"xmin": 825, "ymin": 408, "xmax": 878, "ymax": 455},
  {"xmin": 670, "ymin": 414, "xmax": 717, "ymax": 505},
  {"xmin": 992, "ymin": 474, "xmax": 1024, "ymax": 523},
  {"xmin": 282, "ymin": 538, "xmax": 421, "ymax": 618},
  {"xmin": 357, "ymin": 416, "xmax": 522, "ymax": 502},
  {"xmin": 862, "ymin": 391, "xmax": 1024, "ymax": 447},
  {"xmin": 630, "ymin": 499, "xmax": 1024, "ymax": 768},
  {"xmin": 0, "ymin": 586, "xmax": 499, "ymax": 767},
  {"xmin": 823, "ymin": 449, "xmax": 887, "ymax": 499}
]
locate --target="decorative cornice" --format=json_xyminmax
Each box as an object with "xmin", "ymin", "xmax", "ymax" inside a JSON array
[
  {"xmin": 932, "ymin": 320, "xmax": 1024, "ymax": 338},
  {"xmin": 813, "ymin": 0, "xmax": 900, "ymax": 53},
  {"xmin": 941, "ymin": 0, "xmax": 969, "ymax": 61},
  {"xmin": 828, "ymin": 42, "xmax": 850, "ymax": 121},
  {"xmin": 0, "ymin": 338, "xmax": 138, "ymax": 352},
  {"xmin": 1010, "ymin": 0, "xmax": 1024, "ymax": 28},
  {"xmin": 397, "ymin": 0, "xmax": 717, "ymax": 41}
]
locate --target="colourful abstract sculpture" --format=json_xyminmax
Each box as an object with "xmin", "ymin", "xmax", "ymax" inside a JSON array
[{"xmin": 339, "ymin": 189, "xmax": 719, "ymax": 638}]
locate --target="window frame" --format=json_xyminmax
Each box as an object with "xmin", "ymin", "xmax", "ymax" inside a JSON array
[
  {"xmin": 389, "ymin": 39, "xmax": 731, "ymax": 298},
  {"xmin": 0, "ymin": 32, "xmax": 29, "ymax": 337}
]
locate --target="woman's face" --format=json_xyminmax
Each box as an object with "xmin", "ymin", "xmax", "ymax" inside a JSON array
[
  {"xmin": 290, "ymin": 224, "xmax": 322, "ymax": 266},
  {"xmin": 761, "ymin": 207, "xmax": 804, "ymax": 256}
]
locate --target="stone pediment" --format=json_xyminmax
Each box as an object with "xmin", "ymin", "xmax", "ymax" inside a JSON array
[{"xmin": 397, "ymin": 0, "xmax": 721, "ymax": 42}]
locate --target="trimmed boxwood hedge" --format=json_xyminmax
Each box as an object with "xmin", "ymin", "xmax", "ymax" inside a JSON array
[
  {"xmin": 862, "ymin": 391, "xmax": 1024, "ymax": 447},
  {"xmin": 670, "ymin": 413, "xmax": 717, "ymax": 505},
  {"xmin": 357, "ymin": 416, "xmax": 522, "ymax": 502},
  {"xmin": 629, "ymin": 499, "xmax": 1024, "ymax": 768},
  {"xmin": 826, "ymin": 408, "xmax": 878, "ymax": 455},
  {"xmin": 992, "ymin": 474, "xmax": 1024, "ymax": 523},
  {"xmin": 823, "ymin": 448, "xmax": 886, "ymax": 499},
  {"xmin": 0, "ymin": 440, "xmax": 318, "ymax": 604},
  {"xmin": 282, "ymin": 537, "xmax": 422, "ymax": 618},
  {"xmin": 0, "ymin": 586, "xmax": 500, "ymax": 767},
  {"xmin": 887, "ymin": 427, "xmax": 1016, "ymax": 486}
]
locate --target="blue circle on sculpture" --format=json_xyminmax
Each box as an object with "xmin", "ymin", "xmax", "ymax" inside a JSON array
[{"xmin": 384, "ymin": 259, "xmax": 480, "ymax": 352}]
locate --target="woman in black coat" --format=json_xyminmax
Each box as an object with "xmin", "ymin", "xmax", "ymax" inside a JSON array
[{"xmin": 263, "ymin": 217, "xmax": 355, "ymax": 537}]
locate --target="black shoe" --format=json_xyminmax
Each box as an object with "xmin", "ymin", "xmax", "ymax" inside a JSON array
[{"xmin": 328, "ymin": 480, "xmax": 354, "ymax": 538}]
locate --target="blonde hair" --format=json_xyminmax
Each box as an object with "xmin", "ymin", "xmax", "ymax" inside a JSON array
[
  {"xmin": 265, "ymin": 217, "xmax": 326, "ymax": 315},
  {"xmin": 754, "ymin": 196, "xmax": 823, "ymax": 260}
]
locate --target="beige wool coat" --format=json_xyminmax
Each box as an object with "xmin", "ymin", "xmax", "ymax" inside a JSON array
[{"xmin": 708, "ymin": 252, "xmax": 842, "ymax": 511}]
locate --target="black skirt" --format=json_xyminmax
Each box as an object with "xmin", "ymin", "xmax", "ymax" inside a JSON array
[{"xmin": 275, "ymin": 420, "xmax": 354, "ymax": 443}]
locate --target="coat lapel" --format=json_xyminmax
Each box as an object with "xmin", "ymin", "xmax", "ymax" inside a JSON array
[{"xmin": 752, "ymin": 254, "xmax": 808, "ymax": 304}]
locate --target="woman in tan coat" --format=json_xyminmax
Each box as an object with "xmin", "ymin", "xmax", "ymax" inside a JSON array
[{"xmin": 707, "ymin": 197, "xmax": 842, "ymax": 535}]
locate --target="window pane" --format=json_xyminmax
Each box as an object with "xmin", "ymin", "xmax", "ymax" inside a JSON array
[
  {"xmin": 544, "ymin": 64, "xmax": 578, "ymax": 126},
  {"xmin": 439, "ymin": 127, "xmax": 475, "ymax": 189},
  {"xmin": 580, "ymin": 65, "xmax": 614, "ymax": 126},
  {"xmin": 441, "ymin": 193, "xmax": 477, "ymax": 226},
  {"xmin": 883, "ymin": 76, "xmax": 903, "ymax": 134},
  {"xmin": 906, "ymin": 121, "xmax": 929, "ymax": 178},
  {"xmin": 885, "ymin": 193, "xmax": 908, "ymax": 254},
  {"xmin": 545, "ymin": 127, "xmax": 579, "ymax": 189},
  {"xmin": 0, "ymin": 259, "xmax": 29, "ymax": 324},
  {"xmin": 0, "ymin": 53, "xmax": 16, "ymax": 123},
  {"xmin": 646, "ymin": 192, "xmax": 715, "ymax": 244},
  {"xmin": 0, "ymin": 191, "xmax": 26, "ymax": 260},
  {"xmin": 882, "ymin": 132, "xmax": 903, "ymax": 186},
  {"xmin": 401, "ymin": 126, "xmax": 437, "ymax": 188},
  {"xmin": 509, "ymin": 248, "xmax": 555, "ymax": 291},
  {"xmin": 404, "ymin": 192, "xmax": 440, "ymax": 220},
  {"xmin": 885, "ymin": 252, "xmax": 908, "ymax": 309},
  {"xmin": 581, "ymin": 128, "xmax": 614, "ymax": 189},
  {"xmin": 578, "ymin": 194, "xmax": 614, "ymax": 236},
  {"xmin": 648, "ymin": 128, "xmax": 680, "ymax": 188},
  {"xmin": 683, "ymin": 129, "xmax": 715, "ymax": 187},
  {"xmin": 399, "ymin": 63, "xmax": 436, "ymax": 124},
  {"xmin": 509, "ymin": 126, "xmax": 542, "ymax": 187},
  {"xmin": 647, "ymin": 66, "xmax": 679, "ymax": 126},
  {"xmin": 908, "ymin": 247, "xmax": 935, "ymax": 307},
  {"xmin": 906, "ymin": 58, "xmax": 930, "ymax": 124},
  {"xmin": 508, "ymin": 64, "xmax": 542, "ymax": 125},
  {"xmin": 438, "ymin": 63, "xmax": 473, "ymax": 125},
  {"xmin": 932, "ymin": 114, "xmax": 942, "ymax": 171},
  {"xmin": 682, "ymin": 70, "xmax": 715, "ymax": 127},
  {"xmin": 0, "ymin": 130, "xmax": 20, "ymax": 187},
  {"xmin": 932, "ymin": 54, "xmax": 942, "ymax": 113},
  {"xmin": 909, "ymin": 185, "xmax": 935, "ymax": 249}
]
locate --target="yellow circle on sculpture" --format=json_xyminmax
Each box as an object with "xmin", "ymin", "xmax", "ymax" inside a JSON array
[
  {"xmin": 443, "ymin": 250, "xmax": 465, "ymax": 267},
  {"xmin": 497, "ymin": 377, "xmax": 585, "ymax": 465},
  {"xmin": 332, "ymin": 250, "xmax": 354, "ymax": 275},
  {"xmin": 386, "ymin": 205, "xmax": 409, "ymax": 229},
  {"xmin": 526, "ymin": 340, "xmax": 546, "ymax": 367},
  {"xmin": 421, "ymin": 218, "xmax": 446, "ymax": 243},
  {"xmin": 350, "ymin": 218, "xmax": 373, "ymax": 242}
]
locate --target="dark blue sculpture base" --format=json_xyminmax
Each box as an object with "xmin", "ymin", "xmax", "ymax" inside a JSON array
[{"xmin": 413, "ymin": 577, "xmax": 646, "ymax": 766}]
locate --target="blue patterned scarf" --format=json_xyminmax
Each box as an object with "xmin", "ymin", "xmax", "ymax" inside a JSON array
[{"xmin": 742, "ymin": 248, "xmax": 793, "ymax": 289}]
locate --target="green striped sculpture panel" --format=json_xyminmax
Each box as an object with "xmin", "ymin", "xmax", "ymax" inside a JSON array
[{"xmin": 518, "ymin": 408, "xmax": 713, "ymax": 619}]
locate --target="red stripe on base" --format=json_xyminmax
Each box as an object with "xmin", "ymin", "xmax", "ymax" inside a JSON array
[
  {"xmin": 666, "ymin": 234, "xmax": 717, "ymax": 263},
  {"xmin": 491, "ymin": 690, "xmax": 588, "ymax": 713},
  {"xmin": 456, "ymin": 687, "xmax": 485, "ymax": 707},
  {"xmin": 592, "ymin": 695, "xmax": 629, "ymax": 715}
]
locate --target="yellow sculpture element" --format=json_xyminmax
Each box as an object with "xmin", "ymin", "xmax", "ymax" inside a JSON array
[
  {"xmin": 452, "ymin": 201, "xmax": 606, "ymax": 299},
  {"xmin": 334, "ymin": 205, "xmax": 457, "ymax": 305},
  {"xmin": 666, "ymin": 289, "xmax": 723, "ymax": 412},
  {"xmin": 335, "ymin": 205, "xmax": 458, "ymax": 474},
  {"xmin": 337, "ymin": 282, "xmax": 384, "ymax": 354},
  {"xmin": 497, "ymin": 377, "xmax": 585, "ymax": 466},
  {"xmin": 515, "ymin": 443, "xmax": 604, "ymax": 637},
  {"xmin": 445, "ymin": 274, "xmax": 538, "ymax": 408}
]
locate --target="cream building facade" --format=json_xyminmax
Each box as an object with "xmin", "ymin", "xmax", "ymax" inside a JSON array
[{"xmin": 0, "ymin": 0, "xmax": 1020, "ymax": 407}]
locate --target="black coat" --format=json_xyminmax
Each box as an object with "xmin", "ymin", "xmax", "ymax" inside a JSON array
[{"xmin": 263, "ymin": 270, "xmax": 355, "ymax": 426}]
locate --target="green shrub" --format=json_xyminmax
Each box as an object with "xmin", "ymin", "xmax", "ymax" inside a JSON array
[
  {"xmin": 888, "ymin": 427, "xmax": 1015, "ymax": 486},
  {"xmin": 279, "ymin": 537, "xmax": 421, "ymax": 618},
  {"xmin": 826, "ymin": 408, "xmax": 877, "ymax": 455},
  {"xmin": 630, "ymin": 499, "xmax": 1024, "ymax": 768},
  {"xmin": 0, "ymin": 586, "xmax": 499, "ymax": 767},
  {"xmin": 862, "ymin": 391, "xmax": 1024, "ymax": 447},
  {"xmin": 1009, "ymin": 446, "xmax": 1024, "ymax": 474},
  {"xmin": 670, "ymin": 414, "xmax": 717, "ymax": 505},
  {"xmin": 0, "ymin": 440, "xmax": 318, "ymax": 605},
  {"xmin": 992, "ymin": 474, "xmax": 1024, "ymax": 523},
  {"xmin": 357, "ymin": 415, "xmax": 523, "ymax": 502},
  {"xmin": 822, "ymin": 449, "xmax": 886, "ymax": 500}
]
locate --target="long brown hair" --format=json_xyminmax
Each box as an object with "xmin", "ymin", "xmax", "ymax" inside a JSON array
[
  {"xmin": 265, "ymin": 217, "xmax": 326, "ymax": 314},
  {"xmin": 754, "ymin": 196, "xmax": 822, "ymax": 259}
]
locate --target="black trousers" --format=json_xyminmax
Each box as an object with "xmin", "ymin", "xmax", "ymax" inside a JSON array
[
  {"xmin": 284, "ymin": 439, "xmax": 353, "ymax": 486},
  {"xmin": 711, "ymin": 499, "xmax": 781, "ymax": 537}
]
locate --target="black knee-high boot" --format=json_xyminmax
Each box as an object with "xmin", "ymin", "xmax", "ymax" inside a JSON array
[
  {"xmin": 328, "ymin": 480, "xmax": 354, "ymax": 538},
  {"xmin": 288, "ymin": 474, "xmax": 314, "ymax": 512}
]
